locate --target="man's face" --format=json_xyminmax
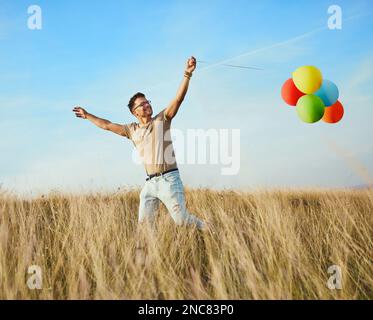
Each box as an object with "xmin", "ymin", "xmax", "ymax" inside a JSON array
[{"xmin": 132, "ymin": 97, "xmax": 153, "ymax": 117}]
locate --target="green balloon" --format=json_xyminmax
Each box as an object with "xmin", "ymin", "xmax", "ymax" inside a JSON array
[{"xmin": 296, "ymin": 94, "xmax": 325, "ymax": 123}]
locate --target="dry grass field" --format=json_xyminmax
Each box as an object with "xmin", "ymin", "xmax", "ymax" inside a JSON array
[{"xmin": 0, "ymin": 187, "xmax": 372, "ymax": 299}]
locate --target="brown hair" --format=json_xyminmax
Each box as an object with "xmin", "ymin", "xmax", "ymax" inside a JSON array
[{"xmin": 128, "ymin": 92, "xmax": 145, "ymax": 112}]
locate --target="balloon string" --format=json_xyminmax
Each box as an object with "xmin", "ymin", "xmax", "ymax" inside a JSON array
[{"xmin": 198, "ymin": 61, "xmax": 263, "ymax": 71}]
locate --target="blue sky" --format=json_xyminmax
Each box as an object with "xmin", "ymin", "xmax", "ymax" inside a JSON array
[{"xmin": 1, "ymin": 0, "xmax": 373, "ymax": 195}]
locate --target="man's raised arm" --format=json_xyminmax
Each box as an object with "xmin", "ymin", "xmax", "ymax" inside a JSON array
[
  {"xmin": 72, "ymin": 106, "xmax": 128, "ymax": 137},
  {"xmin": 164, "ymin": 56, "xmax": 197, "ymax": 121}
]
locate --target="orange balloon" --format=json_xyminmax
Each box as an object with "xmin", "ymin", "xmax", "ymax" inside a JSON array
[{"xmin": 322, "ymin": 100, "xmax": 344, "ymax": 123}]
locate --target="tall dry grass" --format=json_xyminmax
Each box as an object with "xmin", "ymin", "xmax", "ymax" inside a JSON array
[{"xmin": 0, "ymin": 187, "xmax": 372, "ymax": 299}]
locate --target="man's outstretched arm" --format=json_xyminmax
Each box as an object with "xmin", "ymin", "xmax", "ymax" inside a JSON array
[
  {"xmin": 72, "ymin": 106, "xmax": 128, "ymax": 137},
  {"xmin": 164, "ymin": 56, "xmax": 196, "ymax": 121}
]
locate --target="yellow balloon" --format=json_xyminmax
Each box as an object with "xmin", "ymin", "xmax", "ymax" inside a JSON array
[{"xmin": 292, "ymin": 66, "xmax": 323, "ymax": 94}]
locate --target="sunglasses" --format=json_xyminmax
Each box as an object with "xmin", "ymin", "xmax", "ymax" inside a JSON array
[{"xmin": 132, "ymin": 100, "xmax": 151, "ymax": 112}]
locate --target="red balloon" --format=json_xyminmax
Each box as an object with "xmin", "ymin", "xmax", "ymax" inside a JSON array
[
  {"xmin": 281, "ymin": 78, "xmax": 305, "ymax": 106},
  {"xmin": 322, "ymin": 100, "xmax": 344, "ymax": 123}
]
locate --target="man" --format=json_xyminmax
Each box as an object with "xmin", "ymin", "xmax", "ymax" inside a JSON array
[{"xmin": 72, "ymin": 56, "xmax": 206, "ymax": 233}]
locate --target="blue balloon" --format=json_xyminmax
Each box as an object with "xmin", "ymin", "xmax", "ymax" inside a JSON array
[{"xmin": 315, "ymin": 79, "xmax": 339, "ymax": 107}]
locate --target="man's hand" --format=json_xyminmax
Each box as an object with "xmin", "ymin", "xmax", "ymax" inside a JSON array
[
  {"xmin": 73, "ymin": 106, "xmax": 88, "ymax": 119},
  {"xmin": 185, "ymin": 56, "xmax": 196, "ymax": 74}
]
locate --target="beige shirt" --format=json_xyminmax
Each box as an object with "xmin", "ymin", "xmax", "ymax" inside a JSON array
[{"xmin": 122, "ymin": 109, "xmax": 177, "ymax": 175}]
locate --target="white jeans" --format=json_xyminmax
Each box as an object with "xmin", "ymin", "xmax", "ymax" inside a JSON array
[{"xmin": 138, "ymin": 170, "xmax": 205, "ymax": 229}]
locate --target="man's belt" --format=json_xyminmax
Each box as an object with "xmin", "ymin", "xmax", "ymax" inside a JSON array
[{"xmin": 146, "ymin": 168, "xmax": 179, "ymax": 181}]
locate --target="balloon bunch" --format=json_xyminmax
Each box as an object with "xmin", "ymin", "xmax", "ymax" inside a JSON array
[{"xmin": 281, "ymin": 66, "xmax": 344, "ymax": 124}]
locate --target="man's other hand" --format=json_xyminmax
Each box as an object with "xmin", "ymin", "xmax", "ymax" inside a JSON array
[{"xmin": 73, "ymin": 106, "xmax": 88, "ymax": 119}]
